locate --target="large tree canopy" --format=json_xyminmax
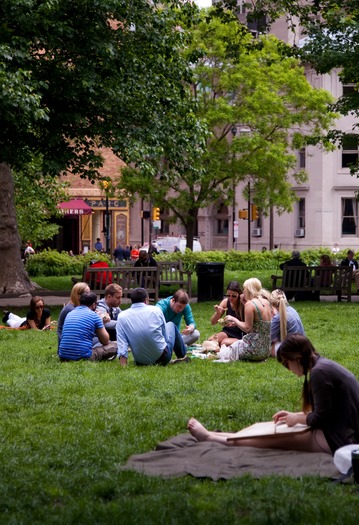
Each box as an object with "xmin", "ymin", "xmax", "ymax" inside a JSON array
[
  {"xmin": 250, "ymin": 1, "xmax": 359, "ymax": 171},
  {"xmin": 119, "ymin": 8, "xmax": 336, "ymax": 248},
  {"xmin": 0, "ymin": 0, "xmax": 202, "ymax": 293}
]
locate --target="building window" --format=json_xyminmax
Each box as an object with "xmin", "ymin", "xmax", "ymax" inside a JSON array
[
  {"xmin": 237, "ymin": 0, "xmax": 247, "ymax": 14},
  {"xmin": 216, "ymin": 203, "xmax": 229, "ymax": 235},
  {"xmin": 298, "ymin": 198, "xmax": 305, "ymax": 228},
  {"xmin": 342, "ymin": 83, "xmax": 357, "ymax": 96},
  {"xmin": 342, "ymin": 198, "xmax": 357, "ymax": 235},
  {"xmin": 342, "ymin": 134, "xmax": 359, "ymax": 168},
  {"xmin": 298, "ymin": 147, "xmax": 306, "ymax": 169}
]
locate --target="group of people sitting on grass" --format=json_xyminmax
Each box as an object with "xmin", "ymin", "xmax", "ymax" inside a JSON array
[
  {"xmin": 205, "ymin": 277, "xmax": 304, "ymax": 362},
  {"xmin": 2, "ymin": 277, "xmax": 359, "ymax": 457},
  {"xmin": 2, "ymin": 276, "xmax": 305, "ymax": 365},
  {"xmin": 56, "ymin": 284, "xmax": 200, "ymax": 365}
]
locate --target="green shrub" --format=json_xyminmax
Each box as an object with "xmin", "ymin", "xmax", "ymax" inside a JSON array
[
  {"xmin": 26, "ymin": 246, "xmax": 350, "ymax": 277},
  {"xmin": 157, "ymin": 247, "xmax": 350, "ymax": 272},
  {"xmin": 26, "ymin": 249, "xmax": 112, "ymax": 276}
]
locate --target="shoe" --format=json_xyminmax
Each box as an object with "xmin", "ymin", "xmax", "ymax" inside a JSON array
[
  {"xmin": 2, "ymin": 311, "xmax": 10, "ymax": 324},
  {"xmin": 170, "ymin": 356, "xmax": 191, "ymax": 364}
]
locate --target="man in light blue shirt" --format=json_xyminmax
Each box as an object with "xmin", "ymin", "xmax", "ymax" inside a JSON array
[
  {"xmin": 116, "ymin": 288, "xmax": 187, "ymax": 366},
  {"xmin": 156, "ymin": 289, "xmax": 200, "ymax": 346}
]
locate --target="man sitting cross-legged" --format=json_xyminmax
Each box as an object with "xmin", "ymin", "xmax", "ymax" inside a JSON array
[
  {"xmin": 59, "ymin": 292, "xmax": 117, "ymax": 362},
  {"xmin": 95, "ymin": 283, "xmax": 123, "ymax": 341},
  {"xmin": 156, "ymin": 289, "xmax": 200, "ymax": 347},
  {"xmin": 116, "ymin": 287, "xmax": 188, "ymax": 366}
]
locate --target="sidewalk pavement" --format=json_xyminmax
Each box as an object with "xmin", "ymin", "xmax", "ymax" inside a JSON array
[
  {"xmin": 0, "ymin": 294, "xmax": 71, "ymax": 309},
  {"xmin": 0, "ymin": 292, "xmax": 134, "ymax": 309},
  {"xmin": 0, "ymin": 292, "xmax": 357, "ymax": 309}
]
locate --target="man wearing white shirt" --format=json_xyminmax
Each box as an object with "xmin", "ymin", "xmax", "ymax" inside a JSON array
[{"xmin": 116, "ymin": 288, "xmax": 188, "ymax": 366}]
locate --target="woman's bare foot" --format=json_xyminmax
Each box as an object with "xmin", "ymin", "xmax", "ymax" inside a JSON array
[{"xmin": 187, "ymin": 418, "xmax": 211, "ymax": 441}]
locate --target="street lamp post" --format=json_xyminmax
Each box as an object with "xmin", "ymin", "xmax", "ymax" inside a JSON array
[
  {"xmin": 247, "ymin": 181, "xmax": 251, "ymax": 252},
  {"xmin": 102, "ymin": 181, "xmax": 110, "ymax": 254},
  {"xmin": 231, "ymin": 125, "xmax": 237, "ymax": 249}
]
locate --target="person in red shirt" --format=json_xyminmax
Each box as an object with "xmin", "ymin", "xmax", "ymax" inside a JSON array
[{"xmin": 85, "ymin": 261, "xmax": 113, "ymax": 288}]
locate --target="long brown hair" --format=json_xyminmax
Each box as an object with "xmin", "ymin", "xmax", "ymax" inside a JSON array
[
  {"xmin": 29, "ymin": 296, "xmax": 44, "ymax": 314},
  {"xmin": 226, "ymin": 281, "xmax": 243, "ymax": 320},
  {"xmin": 277, "ymin": 334, "xmax": 319, "ymax": 413}
]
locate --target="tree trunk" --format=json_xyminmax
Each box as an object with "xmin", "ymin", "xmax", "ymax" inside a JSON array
[
  {"xmin": 0, "ymin": 163, "xmax": 36, "ymax": 294},
  {"xmin": 185, "ymin": 210, "xmax": 198, "ymax": 251}
]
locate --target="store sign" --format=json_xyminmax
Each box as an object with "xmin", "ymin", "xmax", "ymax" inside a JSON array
[{"xmin": 85, "ymin": 199, "xmax": 127, "ymax": 209}]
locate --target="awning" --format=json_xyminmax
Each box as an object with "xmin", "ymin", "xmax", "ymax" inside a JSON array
[{"xmin": 58, "ymin": 199, "xmax": 92, "ymax": 216}]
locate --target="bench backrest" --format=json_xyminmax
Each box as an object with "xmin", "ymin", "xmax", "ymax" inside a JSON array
[
  {"xmin": 282, "ymin": 265, "xmax": 353, "ymax": 293},
  {"xmin": 84, "ymin": 266, "xmax": 159, "ymax": 300}
]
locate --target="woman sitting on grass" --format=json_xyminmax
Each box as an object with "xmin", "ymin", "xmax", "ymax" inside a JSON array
[
  {"xmin": 214, "ymin": 278, "xmax": 271, "ymax": 362},
  {"xmin": 3, "ymin": 296, "xmax": 51, "ymax": 330},
  {"xmin": 269, "ymin": 289, "xmax": 305, "ymax": 357},
  {"xmin": 57, "ymin": 282, "xmax": 90, "ymax": 344},
  {"xmin": 188, "ymin": 334, "xmax": 359, "ymax": 454},
  {"xmin": 207, "ymin": 281, "xmax": 244, "ymax": 346}
]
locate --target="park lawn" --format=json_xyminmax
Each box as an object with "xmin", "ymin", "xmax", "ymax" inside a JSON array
[{"xmin": 0, "ymin": 299, "xmax": 359, "ymax": 524}]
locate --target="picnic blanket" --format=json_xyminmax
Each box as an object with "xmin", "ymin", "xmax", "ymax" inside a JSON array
[{"xmin": 123, "ymin": 433, "xmax": 339, "ymax": 481}]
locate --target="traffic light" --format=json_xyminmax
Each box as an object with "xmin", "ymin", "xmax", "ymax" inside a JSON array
[
  {"xmin": 152, "ymin": 207, "xmax": 160, "ymax": 221},
  {"xmin": 238, "ymin": 209, "xmax": 248, "ymax": 220},
  {"xmin": 251, "ymin": 204, "xmax": 259, "ymax": 221}
]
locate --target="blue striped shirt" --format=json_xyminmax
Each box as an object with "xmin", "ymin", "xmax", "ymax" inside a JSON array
[{"xmin": 59, "ymin": 306, "xmax": 103, "ymax": 360}]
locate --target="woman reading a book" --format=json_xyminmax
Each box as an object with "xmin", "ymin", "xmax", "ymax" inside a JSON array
[{"xmin": 188, "ymin": 334, "xmax": 359, "ymax": 454}]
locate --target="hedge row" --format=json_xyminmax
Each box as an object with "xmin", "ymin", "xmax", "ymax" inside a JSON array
[
  {"xmin": 25, "ymin": 247, "xmax": 349, "ymax": 276},
  {"xmin": 26, "ymin": 249, "xmax": 112, "ymax": 276}
]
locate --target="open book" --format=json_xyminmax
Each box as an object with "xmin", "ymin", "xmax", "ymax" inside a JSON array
[{"xmin": 227, "ymin": 421, "xmax": 310, "ymax": 442}]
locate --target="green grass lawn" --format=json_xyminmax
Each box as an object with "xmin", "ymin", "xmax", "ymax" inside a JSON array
[{"xmin": 1, "ymin": 281, "xmax": 359, "ymax": 523}]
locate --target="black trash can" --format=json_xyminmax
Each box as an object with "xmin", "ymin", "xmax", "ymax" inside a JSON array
[{"xmin": 196, "ymin": 262, "xmax": 225, "ymax": 302}]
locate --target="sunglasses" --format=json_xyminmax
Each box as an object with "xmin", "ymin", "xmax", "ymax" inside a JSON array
[
  {"xmin": 225, "ymin": 293, "xmax": 239, "ymax": 298},
  {"xmin": 35, "ymin": 305, "xmax": 44, "ymax": 309}
]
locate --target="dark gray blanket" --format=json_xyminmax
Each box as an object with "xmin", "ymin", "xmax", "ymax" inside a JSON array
[{"xmin": 124, "ymin": 433, "xmax": 339, "ymax": 480}]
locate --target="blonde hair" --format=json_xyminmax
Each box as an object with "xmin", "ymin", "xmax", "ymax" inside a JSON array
[
  {"xmin": 243, "ymin": 278, "xmax": 262, "ymax": 299},
  {"xmin": 70, "ymin": 282, "xmax": 90, "ymax": 306},
  {"xmin": 270, "ymin": 289, "xmax": 288, "ymax": 341}
]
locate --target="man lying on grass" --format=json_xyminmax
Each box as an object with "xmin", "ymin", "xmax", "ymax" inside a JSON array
[{"xmin": 188, "ymin": 334, "xmax": 359, "ymax": 454}]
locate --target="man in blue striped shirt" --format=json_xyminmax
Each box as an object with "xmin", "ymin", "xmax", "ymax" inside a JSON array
[{"xmin": 59, "ymin": 292, "xmax": 117, "ymax": 361}]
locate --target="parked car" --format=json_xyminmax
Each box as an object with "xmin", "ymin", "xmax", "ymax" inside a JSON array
[{"xmin": 141, "ymin": 236, "xmax": 202, "ymax": 253}]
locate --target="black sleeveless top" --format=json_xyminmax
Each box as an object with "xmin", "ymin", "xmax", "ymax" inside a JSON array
[{"xmin": 223, "ymin": 299, "xmax": 243, "ymax": 340}]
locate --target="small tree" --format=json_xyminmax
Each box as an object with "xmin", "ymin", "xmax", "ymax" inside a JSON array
[
  {"xmin": 119, "ymin": 9, "xmax": 336, "ymax": 250},
  {"xmin": 251, "ymin": 0, "xmax": 359, "ymax": 173}
]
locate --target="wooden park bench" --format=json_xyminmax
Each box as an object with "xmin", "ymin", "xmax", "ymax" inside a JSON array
[
  {"xmin": 271, "ymin": 265, "xmax": 353, "ymax": 302},
  {"xmin": 73, "ymin": 265, "xmax": 160, "ymax": 301},
  {"xmin": 72, "ymin": 261, "xmax": 192, "ymax": 301},
  {"xmin": 157, "ymin": 260, "xmax": 192, "ymax": 298}
]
